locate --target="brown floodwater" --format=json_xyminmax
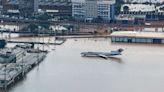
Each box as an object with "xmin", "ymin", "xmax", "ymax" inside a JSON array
[{"xmin": 2, "ymin": 38, "xmax": 164, "ymax": 92}]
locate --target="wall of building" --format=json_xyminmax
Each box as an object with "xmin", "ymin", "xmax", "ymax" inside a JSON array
[
  {"xmin": 72, "ymin": 2, "xmax": 85, "ymax": 19},
  {"xmin": 85, "ymin": 0, "xmax": 98, "ymax": 18},
  {"xmin": 111, "ymin": 36, "xmax": 164, "ymax": 44},
  {"xmin": 3, "ymin": 1, "xmax": 72, "ymax": 18},
  {"xmin": 40, "ymin": 4, "xmax": 72, "ymax": 18},
  {"xmin": 72, "ymin": 0, "xmax": 116, "ymax": 21},
  {"xmin": 18, "ymin": 0, "xmax": 38, "ymax": 17}
]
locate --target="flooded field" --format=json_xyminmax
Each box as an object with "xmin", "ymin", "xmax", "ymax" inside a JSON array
[{"xmin": 2, "ymin": 38, "xmax": 164, "ymax": 92}]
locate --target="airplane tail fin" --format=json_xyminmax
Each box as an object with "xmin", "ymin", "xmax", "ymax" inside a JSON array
[{"xmin": 118, "ymin": 48, "xmax": 124, "ymax": 53}]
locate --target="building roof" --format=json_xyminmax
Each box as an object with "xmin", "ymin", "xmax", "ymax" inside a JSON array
[
  {"xmin": 72, "ymin": 0, "xmax": 85, "ymax": 2},
  {"xmin": 121, "ymin": 4, "xmax": 156, "ymax": 12},
  {"xmin": 7, "ymin": 0, "xmax": 72, "ymax": 6},
  {"xmin": 123, "ymin": 0, "xmax": 163, "ymax": 4},
  {"xmin": 116, "ymin": 14, "xmax": 146, "ymax": 20},
  {"xmin": 110, "ymin": 31, "xmax": 164, "ymax": 39},
  {"xmin": 72, "ymin": 0, "xmax": 115, "ymax": 3}
]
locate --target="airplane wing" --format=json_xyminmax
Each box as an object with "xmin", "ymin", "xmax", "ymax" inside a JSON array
[{"xmin": 98, "ymin": 54, "xmax": 109, "ymax": 59}]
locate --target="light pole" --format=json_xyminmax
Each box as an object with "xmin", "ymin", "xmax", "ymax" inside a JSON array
[
  {"xmin": 1, "ymin": 20, "xmax": 4, "ymax": 38},
  {"xmin": 21, "ymin": 52, "xmax": 25, "ymax": 77},
  {"xmin": 37, "ymin": 46, "xmax": 40, "ymax": 70},
  {"xmin": 4, "ymin": 64, "xmax": 7, "ymax": 92},
  {"xmin": 37, "ymin": 26, "xmax": 40, "ymax": 70},
  {"xmin": 54, "ymin": 29, "xmax": 57, "ymax": 50}
]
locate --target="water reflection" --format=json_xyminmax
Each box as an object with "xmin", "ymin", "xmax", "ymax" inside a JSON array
[
  {"xmin": 82, "ymin": 56, "xmax": 123, "ymax": 64},
  {"xmin": 108, "ymin": 57, "xmax": 123, "ymax": 63}
]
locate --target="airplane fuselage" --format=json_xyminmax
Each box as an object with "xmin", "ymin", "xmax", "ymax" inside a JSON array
[
  {"xmin": 81, "ymin": 51, "xmax": 121, "ymax": 57},
  {"xmin": 81, "ymin": 48, "xmax": 123, "ymax": 59}
]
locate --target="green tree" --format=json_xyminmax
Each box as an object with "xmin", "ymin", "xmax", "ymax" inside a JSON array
[
  {"xmin": 37, "ymin": 13, "xmax": 51, "ymax": 20},
  {"xmin": 28, "ymin": 23, "xmax": 38, "ymax": 33},
  {"xmin": 115, "ymin": 0, "xmax": 124, "ymax": 15}
]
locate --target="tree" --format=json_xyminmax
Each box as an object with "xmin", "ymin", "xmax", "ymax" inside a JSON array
[
  {"xmin": 27, "ymin": 23, "xmax": 38, "ymax": 33},
  {"xmin": 39, "ymin": 23, "xmax": 50, "ymax": 29},
  {"xmin": 115, "ymin": 0, "xmax": 125, "ymax": 15},
  {"xmin": 37, "ymin": 13, "xmax": 51, "ymax": 21}
]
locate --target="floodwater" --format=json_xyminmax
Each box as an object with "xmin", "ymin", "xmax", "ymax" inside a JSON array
[{"xmin": 3, "ymin": 38, "xmax": 164, "ymax": 92}]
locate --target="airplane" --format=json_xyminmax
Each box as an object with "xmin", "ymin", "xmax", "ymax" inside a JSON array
[{"xmin": 81, "ymin": 48, "xmax": 124, "ymax": 59}]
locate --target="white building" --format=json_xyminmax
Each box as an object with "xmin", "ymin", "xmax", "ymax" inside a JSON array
[
  {"xmin": 85, "ymin": 0, "xmax": 98, "ymax": 18},
  {"xmin": 121, "ymin": 4, "xmax": 156, "ymax": 12},
  {"xmin": 72, "ymin": 0, "xmax": 85, "ymax": 19},
  {"xmin": 123, "ymin": 0, "xmax": 163, "ymax": 4},
  {"xmin": 121, "ymin": 4, "xmax": 164, "ymax": 14},
  {"xmin": 72, "ymin": 0, "xmax": 116, "ymax": 21},
  {"xmin": 111, "ymin": 31, "xmax": 164, "ymax": 44}
]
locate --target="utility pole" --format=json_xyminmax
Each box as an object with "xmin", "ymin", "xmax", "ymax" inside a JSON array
[
  {"xmin": 1, "ymin": 20, "xmax": 4, "ymax": 38},
  {"xmin": 4, "ymin": 64, "xmax": 7, "ymax": 92},
  {"xmin": 21, "ymin": 53, "xmax": 25, "ymax": 77},
  {"xmin": 37, "ymin": 26, "xmax": 40, "ymax": 69},
  {"xmin": 37, "ymin": 46, "xmax": 39, "ymax": 70},
  {"xmin": 42, "ymin": 34, "xmax": 44, "ymax": 51},
  {"xmin": 54, "ymin": 28, "xmax": 57, "ymax": 50}
]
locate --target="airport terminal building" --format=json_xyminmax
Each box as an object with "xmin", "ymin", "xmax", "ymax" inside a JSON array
[{"xmin": 111, "ymin": 31, "xmax": 164, "ymax": 44}]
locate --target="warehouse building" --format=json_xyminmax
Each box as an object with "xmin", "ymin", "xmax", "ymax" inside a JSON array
[{"xmin": 110, "ymin": 31, "xmax": 164, "ymax": 44}]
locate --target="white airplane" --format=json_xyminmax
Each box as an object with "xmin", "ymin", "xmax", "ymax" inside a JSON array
[{"xmin": 81, "ymin": 48, "xmax": 124, "ymax": 59}]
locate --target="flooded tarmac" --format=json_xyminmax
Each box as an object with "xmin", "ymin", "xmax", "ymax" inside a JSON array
[{"xmin": 2, "ymin": 38, "xmax": 164, "ymax": 92}]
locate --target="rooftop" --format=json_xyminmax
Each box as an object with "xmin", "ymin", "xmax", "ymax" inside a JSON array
[
  {"xmin": 123, "ymin": 0, "xmax": 163, "ymax": 4},
  {"xmin": 121, "ymin": 4, "xmax": 156, "ymax": 12},
  {"xmin": 7, "ymin": 0, "xmax": 72, "ymax": 6},
  {"xmin": 116, "ymin": 14, "xmax": 146, "ymax": 20},
  {"xmin": 72, "ymin": 0, "xmax": 115, "ymax": 3}
]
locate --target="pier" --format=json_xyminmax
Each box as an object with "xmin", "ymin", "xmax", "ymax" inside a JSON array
[
  {"xmin": 0, "ymin": 47, "xmax": 48, "ymax": 89},
  {"xmin": 7, "ymin": 40, "xmax": 65, "ymax": 45},
  {"xmin": 7, "ymin": 37, "xmax": 66, "ymax": 45}
]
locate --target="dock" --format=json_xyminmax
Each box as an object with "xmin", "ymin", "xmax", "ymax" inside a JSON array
[
  {"xmin": 7, "ymin": 37, "xmax": 66, "ymax": 45},
  {"xmin": 0, "ymin": 47, "xmax": 48, "ymax": 88},
  {"xmin": 7, "ymin": 40, "xmax": 65, "ymax": 45}
]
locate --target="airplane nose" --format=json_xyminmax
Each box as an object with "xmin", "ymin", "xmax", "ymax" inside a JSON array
[{"xmin": 81, "ymin": 53, "xmax": 86, "ymax": 56}]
